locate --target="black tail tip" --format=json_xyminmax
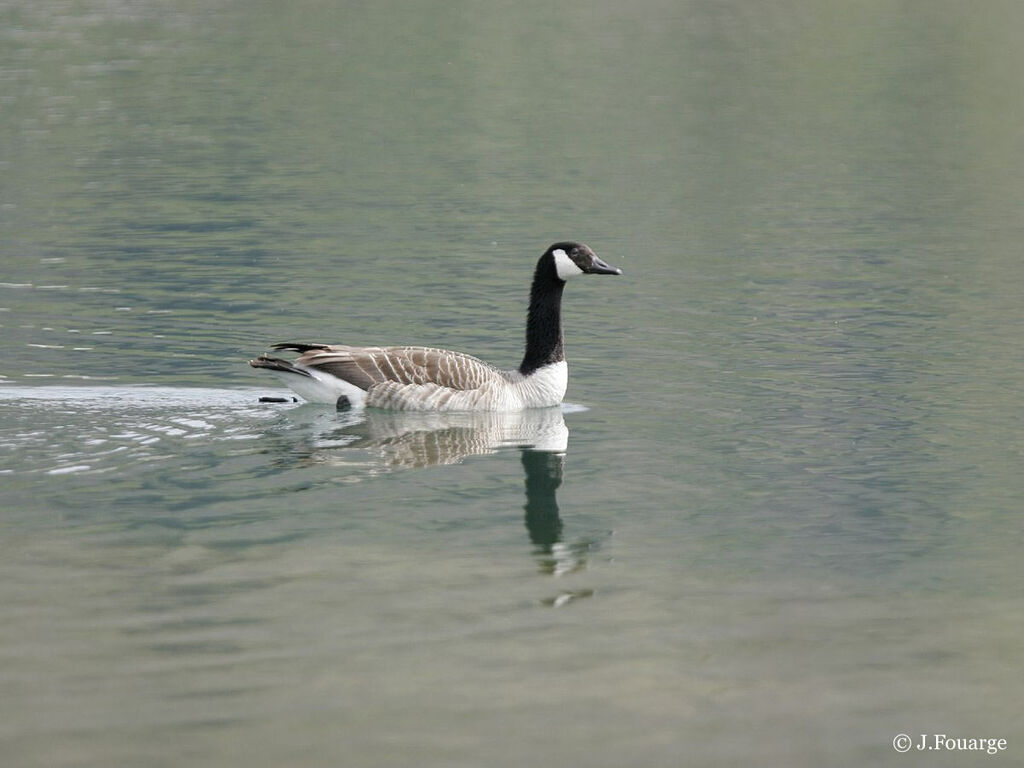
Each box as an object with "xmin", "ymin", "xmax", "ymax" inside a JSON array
[{"xmin": 249, "ymin": 355, "xmax": 314, "ymax": 378}]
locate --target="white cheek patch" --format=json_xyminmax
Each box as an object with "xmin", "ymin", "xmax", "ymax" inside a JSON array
[{"xmin": 553, "ymin": 248, "xmax": 584, "ymax": 280}]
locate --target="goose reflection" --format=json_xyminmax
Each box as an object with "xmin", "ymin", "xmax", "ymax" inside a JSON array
[
  {"xmin": 521, "ymin": 449, "xmax": 590, "ymax": 578},
  {"xmin": 340, "ymin": 407, "xmax": 569, "ymax": 468},
  {"xmin": 269, "ymin": 404, "xmax": 595, "ymax": 579}
]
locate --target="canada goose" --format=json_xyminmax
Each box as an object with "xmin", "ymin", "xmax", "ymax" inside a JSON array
[{"xmin": 249, "ymin": 242, "xmax": 622, "ymax": 411}]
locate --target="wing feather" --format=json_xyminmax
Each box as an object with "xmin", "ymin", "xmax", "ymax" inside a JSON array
[{"xmin": 292, "ymin": 345, "xmax": 502, "ymax": 392}]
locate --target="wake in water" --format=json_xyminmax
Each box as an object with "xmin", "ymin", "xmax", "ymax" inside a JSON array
[
  {"xmin": 0, "ymin": 386, "xmax": 586, "ymax": 477},
  {"xmin": 0, "ymin": 386, "xmax": 280, "ymax": 477}
]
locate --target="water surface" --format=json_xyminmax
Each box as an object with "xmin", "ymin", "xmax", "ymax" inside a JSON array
[{"xmin": 2, "ymin": 1, "xmax": 1023, "ymax": 766}]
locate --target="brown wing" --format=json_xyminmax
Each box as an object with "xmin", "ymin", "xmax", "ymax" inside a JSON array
[{"xmin": 293, "ymin": 345, "xmax": 502, "ymax": 391}]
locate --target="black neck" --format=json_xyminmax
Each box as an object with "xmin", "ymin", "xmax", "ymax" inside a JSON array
[{"xmin": 519, "ymin": 256, "xmax": 565, "ymax": 375}]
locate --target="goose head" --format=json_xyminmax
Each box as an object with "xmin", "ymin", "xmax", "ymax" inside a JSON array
[{"xmin": 547, "ymin": 242, "xmax": 623, "ymax": 282}]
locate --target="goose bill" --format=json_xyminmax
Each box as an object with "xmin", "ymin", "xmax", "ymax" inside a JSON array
[{"xmin": 587, "ymin": 256, "xmax": 623, "ymax": 275}]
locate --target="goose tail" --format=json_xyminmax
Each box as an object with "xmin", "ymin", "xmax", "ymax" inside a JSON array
[{"xmin": 250, "ymin": 351, "xmax": 368, "ymax": 406}]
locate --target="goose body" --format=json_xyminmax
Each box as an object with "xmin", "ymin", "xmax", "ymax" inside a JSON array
[{"xmin": 250, "ymin": 242, "xmax": 621, "ymax": 411}]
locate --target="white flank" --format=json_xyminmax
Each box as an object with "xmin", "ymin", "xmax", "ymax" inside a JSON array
[
  {"xmin": 552, "ymin": 248, "xmax": 583, "ymax": 280},
  {"xmin": 358, "ymin": 360, "xmax": 568, "ymax": 411}
]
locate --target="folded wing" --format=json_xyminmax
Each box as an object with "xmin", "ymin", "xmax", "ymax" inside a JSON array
[{"xmin": 276, "ymin": 344, "xmax": 503, "ymax": 392}]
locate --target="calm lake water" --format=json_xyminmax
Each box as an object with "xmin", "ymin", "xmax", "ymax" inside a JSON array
[{"xmin": 3, "ymin": 1, "xmax": 1023, "ymax": 766}]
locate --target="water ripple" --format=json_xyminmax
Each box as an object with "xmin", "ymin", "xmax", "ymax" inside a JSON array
[{"xmin": 0, "ymin": 386, "xmax": 284, "ymax": 479}]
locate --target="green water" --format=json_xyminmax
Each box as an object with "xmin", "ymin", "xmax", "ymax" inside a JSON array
[{"xmin": 2, "ymin": 2, "xmax": 1023, "ymax": 766}]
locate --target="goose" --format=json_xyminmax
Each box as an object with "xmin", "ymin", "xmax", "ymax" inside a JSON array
[{"xmin": 249, "ymin": 242, "xmax": 622, "ymax": 411}]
